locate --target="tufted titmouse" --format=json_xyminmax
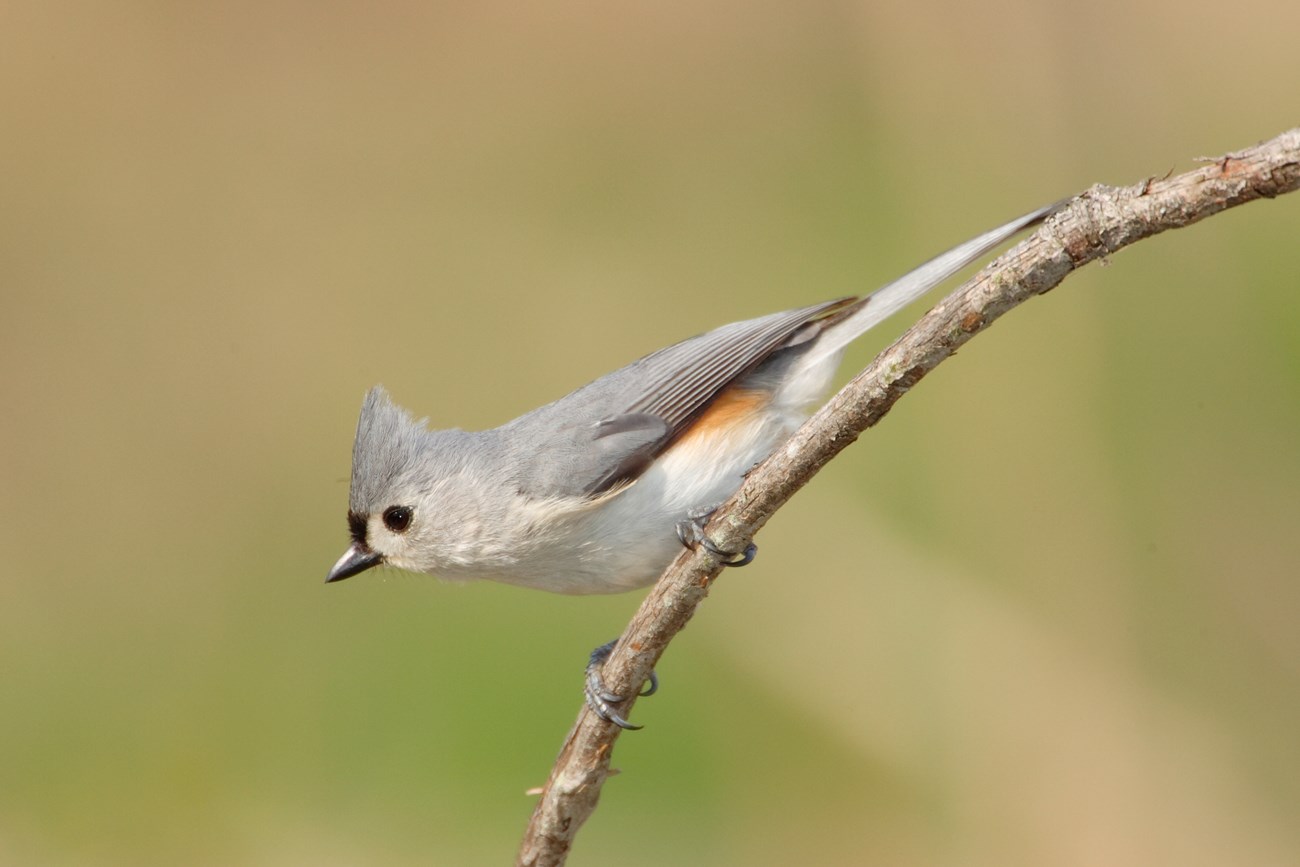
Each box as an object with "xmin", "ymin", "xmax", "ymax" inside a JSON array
[{"xmin": 326, "ymin": 202, "xmax": 1057, "ymax": 725}]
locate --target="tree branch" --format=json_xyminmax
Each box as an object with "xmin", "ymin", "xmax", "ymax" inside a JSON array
[{"xmin": 516, "ymin": 126, "xmax": 1300, "ymax": 867}]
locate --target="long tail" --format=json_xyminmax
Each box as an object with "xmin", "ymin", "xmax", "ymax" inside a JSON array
[{"xmin": 801, "ymin": 199, "xmax": 1065, "ymax": 369}]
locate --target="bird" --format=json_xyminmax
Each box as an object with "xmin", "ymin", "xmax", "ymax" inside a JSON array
[{"xmin": 325, "ymin": 200, "xmax": 1059, "ymax": 727}]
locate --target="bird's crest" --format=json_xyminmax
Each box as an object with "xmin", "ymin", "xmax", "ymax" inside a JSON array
[{"xmin": 349, "ymin": 386, "xmax": 428, "ymax": 513}]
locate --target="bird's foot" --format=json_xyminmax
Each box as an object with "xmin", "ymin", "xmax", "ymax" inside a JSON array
[
  {"xmin": 675, "ymin": 505, "xmax": 758, "ymax": 567},
  {"xmin": 584, "ymin": 639, "xmax": 658, "ymax": 731}
]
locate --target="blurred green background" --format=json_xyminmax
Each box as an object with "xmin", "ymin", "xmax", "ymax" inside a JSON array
[{"xmin": 3, "ymin": 1, "xmax": 1298, "ymax": 865}]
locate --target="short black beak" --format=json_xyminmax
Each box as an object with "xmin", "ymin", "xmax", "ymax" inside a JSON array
[{"xmin": 325, "ymin": 544, "xmax": 383, "ymax": 583}]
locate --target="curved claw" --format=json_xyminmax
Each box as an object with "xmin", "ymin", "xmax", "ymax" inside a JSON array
[
  {"xmin": 601, "ymin": 705, "xmax": 642, "ymax": 731},
  {"xmin": 584, "ymin": 639, "xmax": 658, "ymax": 730},
  {"xmin": 584, "ymin": 669, "xmax": 644, "ymax": 730},
  {"xmin": 697, "ymin": 535, "xmax": 759, "ymax": 568},
  {"xmin": 675, "ymin": 509, "xmax": 758, "ymax": 567},
  {"xmin": 585, "ymin": 667, "xmax": 624, "ymax": 704}
]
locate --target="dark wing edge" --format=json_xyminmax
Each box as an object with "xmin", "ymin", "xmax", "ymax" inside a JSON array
[{"xmin": 582, "ymin": 297, "xmax": 857, "ymax": 496}]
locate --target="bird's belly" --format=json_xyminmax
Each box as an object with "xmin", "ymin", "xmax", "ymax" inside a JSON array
[{"xmin": 490, "ymin": 398, "xmax": 799, "ymax": 594}]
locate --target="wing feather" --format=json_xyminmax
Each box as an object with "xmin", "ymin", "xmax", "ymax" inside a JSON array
[
  {"xmin": 561, "ymin": 298, "xmax": 854, "ymax": 496},
  {"xmin": 622, "ymin": 297, "xmax": 854, "ymax": 435}
]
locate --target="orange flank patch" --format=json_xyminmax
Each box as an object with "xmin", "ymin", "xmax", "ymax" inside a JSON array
[{"xmin": 680, "ymin": 387, "xmax": 771, "ymax": 442}]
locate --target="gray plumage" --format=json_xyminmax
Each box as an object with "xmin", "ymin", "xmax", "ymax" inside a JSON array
[{"xmin": 327, "ymin": 201, "xmax": 1060, "ymax": 593}]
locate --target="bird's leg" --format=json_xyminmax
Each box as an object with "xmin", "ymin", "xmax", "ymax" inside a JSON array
[
  {"xmin": 675, "ymin": 504, "xmax": 758, "ymax": 567},
  {"xmin": 584, "ymin": 639, "xmax": 658, "ymax": 731}
]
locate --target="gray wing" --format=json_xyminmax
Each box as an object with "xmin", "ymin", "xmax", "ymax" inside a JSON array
[
  {"xmin": 505, "ymin": 297, "xmax": 856, "ymax": 499},
  {"xmin": 620, "ymin": 297, "xmax": 855, "ymax": 438}
]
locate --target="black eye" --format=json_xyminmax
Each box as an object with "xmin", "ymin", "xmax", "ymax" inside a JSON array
[{"xmin": 382, "ymin": 506, "xmax": 413, "ymax": 533}]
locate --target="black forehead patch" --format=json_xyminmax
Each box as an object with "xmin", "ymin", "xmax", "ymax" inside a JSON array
[{"xmin": 347, "ymin": 510, "xmax": 368, "ymax": 546}]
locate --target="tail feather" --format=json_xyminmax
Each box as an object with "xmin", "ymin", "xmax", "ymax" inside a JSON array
[{"xmin": 801, "ymin": 199, "xmax": 1064, "ymax": 369}]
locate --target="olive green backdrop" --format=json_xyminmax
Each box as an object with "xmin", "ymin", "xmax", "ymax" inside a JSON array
[{"xmin": 3, "ymin": 2, "xmax": 1298, "ymax": 865}]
